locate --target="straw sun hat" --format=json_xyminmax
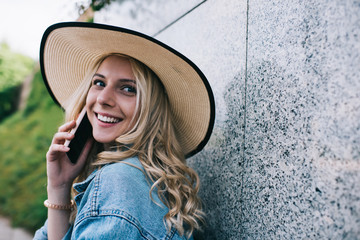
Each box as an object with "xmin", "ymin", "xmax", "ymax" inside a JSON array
[{"xmin": 40, "ymin": 22, "xmax": 215, "ymax": 158}]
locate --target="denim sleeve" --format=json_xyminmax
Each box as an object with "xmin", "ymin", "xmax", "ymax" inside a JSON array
[
  {"xmin": 33, "ymin": 220, "xmax": 48, "ymax": 240},
  {"xmin": 71, "ymin": 215, "xmax": 148, "ymax": 239}
]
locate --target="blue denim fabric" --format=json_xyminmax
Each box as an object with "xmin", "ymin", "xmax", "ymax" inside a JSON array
[{"xmin": 33, "ymin": 157, "xmax": 191, "ymax": 240}]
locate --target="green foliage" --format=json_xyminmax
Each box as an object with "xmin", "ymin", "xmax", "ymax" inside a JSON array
[
  {"xmin": 0, "ymin": 70, "xmax": 63, "ymax": 233},
  {"xmin": 77, "ymin": 0, "xmax": 117, "ymax": 14},
  {"xmin": 0, "ymin": 42, "xmax": 34, "ymax": 90},
  {"xmin": 90, "ymin": 0, "xmax": 116, "ymax": 11},
  {"xmin": 0, "ymin": 84, "xmax": 22, "ymax": 121},
  {"xmin": 0, "ymin": 42, "xmax": 34, "ymax": 121}
]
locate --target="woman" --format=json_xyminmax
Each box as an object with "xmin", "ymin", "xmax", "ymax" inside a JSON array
[{"xmin": 34, "ymin": 22, "xmax": 215, "ymax": 240}]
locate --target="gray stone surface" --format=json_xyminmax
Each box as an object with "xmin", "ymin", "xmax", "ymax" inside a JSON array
[
  {"xmin": 243, "ymin": 1, "xmax": 360, "ymax": 239},
  {"xmin": 94, "ymin": 0, "xmax": 205, "ymax": 36},
  {"xmin": 95, "ymin": 0, "xmax": 360, "ymax": 239}
]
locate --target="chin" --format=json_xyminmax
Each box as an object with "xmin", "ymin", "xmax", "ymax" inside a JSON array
[{"xmin": 93, "ymin": 135, "xmax": 116, "ymax": 144}]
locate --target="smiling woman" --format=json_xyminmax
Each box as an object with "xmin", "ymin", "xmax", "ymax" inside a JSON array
[{"xmin": 34, "ymin": 22, "xmax": 215, "ymax": 240}]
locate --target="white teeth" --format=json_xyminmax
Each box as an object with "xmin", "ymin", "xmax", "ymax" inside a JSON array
[{"xmin": 97, "ymin": 114, "xmax": 120, "ymax": 123}]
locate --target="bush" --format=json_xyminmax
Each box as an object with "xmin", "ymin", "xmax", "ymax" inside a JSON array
[{"xmin": 0, "ymin": 84, "xmax": 22, "ymax": 121}]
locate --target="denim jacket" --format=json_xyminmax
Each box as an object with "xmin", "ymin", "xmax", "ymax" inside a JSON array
[{"xmin": 34, "ymin": 157, "xmax": 191, "ymax": 240}]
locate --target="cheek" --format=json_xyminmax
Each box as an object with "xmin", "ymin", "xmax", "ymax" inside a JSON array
[
  {"xmin": 122, "ymin": 98, "xmax": 138, "ymax": 120},
  {"xmin": 86, "ymin": 90, "xmax": 96, "ymax": 106}
]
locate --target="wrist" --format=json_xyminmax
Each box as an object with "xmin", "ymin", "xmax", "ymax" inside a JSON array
[
  {"xmin": 47, "ymin": 180, "xmax": 72, "ymax": 192},
  {"xmin": 47, "ymin": 184, "xmax": 72, "ymax": 205}
]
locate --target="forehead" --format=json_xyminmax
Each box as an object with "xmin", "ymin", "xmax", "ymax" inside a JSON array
[{"xmin": 96, "ymin": 55, "xmax": 135, "ymax": 79}]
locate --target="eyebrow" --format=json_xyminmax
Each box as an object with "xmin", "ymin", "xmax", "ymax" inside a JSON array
[
  {"xmin": 93, "ymin": 73, "xmax": 136, "ymax": 84},
  {"xmin": 93, "ymin": 73, "xmax": 105, "ymax": 78}
]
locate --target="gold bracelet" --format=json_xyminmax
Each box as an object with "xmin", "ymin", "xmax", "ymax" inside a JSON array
[{"xmin": 44, "ymin": 199, "xmax": 75, "ymax": 211}]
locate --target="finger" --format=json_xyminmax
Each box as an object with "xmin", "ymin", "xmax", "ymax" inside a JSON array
[
  {"xmin": 58, "ymin": 120, "xmax": 76, "ymax": 133},
  {"xmin": 52, "ymin": 132, "xmax": 74, "ymax": 144},
  {"xmin": 47, "ymin": 144, "xmax": 70, "ymax": 161}
]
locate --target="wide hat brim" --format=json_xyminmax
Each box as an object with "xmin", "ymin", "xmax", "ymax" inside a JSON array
[{"xmin": 40, "ymin": 22, "xmax": 215, "ymax": 158}]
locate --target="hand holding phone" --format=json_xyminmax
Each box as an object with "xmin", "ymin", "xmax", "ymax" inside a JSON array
[{"xmin": 64, "ymin": 108, "xmax": 93, "ymax": 164}]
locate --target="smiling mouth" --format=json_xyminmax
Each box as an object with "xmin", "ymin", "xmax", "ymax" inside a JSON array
[{"xmin": 96, "ymin": 113, "xmax": 122, "ymax": 123}]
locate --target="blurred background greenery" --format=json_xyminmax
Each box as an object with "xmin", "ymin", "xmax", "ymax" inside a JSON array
[
  {"xmin": 0, "ymin": 0, "xmax": 115, "ymax": 233},
  {"xmin": 0, "ymin": 44, "xmax": 63, "ymax": 232}
]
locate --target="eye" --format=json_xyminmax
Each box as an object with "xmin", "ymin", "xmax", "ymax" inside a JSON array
[
  {"xmin": 93, "ymin": 79, "xmax": 105, "ymax": 87},
  {"xmin": 122, "ymin": 85, "xmax": 137, "ymax": 94}
]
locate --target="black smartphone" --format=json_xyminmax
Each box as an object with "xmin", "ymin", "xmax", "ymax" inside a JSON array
[{"xmin": 64, "ymin": 108, "xmax": 93, "ymax": 164}]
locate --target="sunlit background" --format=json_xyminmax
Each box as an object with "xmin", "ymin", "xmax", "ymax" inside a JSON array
[{"xmin": 0, "ymin": 0, "xmax": 79, "ymax": 60}]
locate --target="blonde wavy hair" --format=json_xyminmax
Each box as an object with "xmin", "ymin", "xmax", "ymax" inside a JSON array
[{"xmin": 65, "ymin": 53, "xmax": 205, "ymax": 237}]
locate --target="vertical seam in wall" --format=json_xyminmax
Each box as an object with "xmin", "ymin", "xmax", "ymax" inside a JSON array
[
  {"xmin": 152, "ymin": 0, "xmax": 207, "ymax": 37},
  {"xmin": 240, "ymin": 0, "xmax": 250, "ymax": 231},
  {"xmin": 243, "ymin": 0, "xmax": 249, "ymax": 161}
]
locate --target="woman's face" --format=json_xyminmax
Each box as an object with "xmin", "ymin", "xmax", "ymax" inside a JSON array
[{"xmin": 86, "ymin": 55, "xmax": 138, "ymax": 143}]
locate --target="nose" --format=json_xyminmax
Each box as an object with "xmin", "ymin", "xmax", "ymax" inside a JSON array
[{"xmin": 97, "ymin": 86, "xmax": 116, "ymax": 107}]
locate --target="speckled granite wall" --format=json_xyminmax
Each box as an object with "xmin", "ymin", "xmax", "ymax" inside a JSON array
[
  {"xmin": 243, "ymin": 1, "xmax": 360, "ymax": 239},
  {"xmin": 96, "ymin": 0, "xmax": 360, "ymax": 239}
]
